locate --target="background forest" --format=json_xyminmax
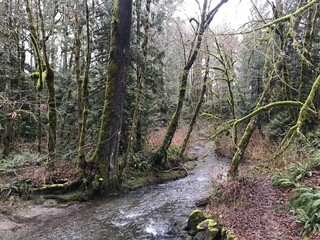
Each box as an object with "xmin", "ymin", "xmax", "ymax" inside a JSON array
[{"xmin": 0, "ymin": 0, "xmax": 320, "ymax": 237}]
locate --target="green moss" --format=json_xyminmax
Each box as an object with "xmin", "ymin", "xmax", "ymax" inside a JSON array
[
  {"xmin": 187, "ymin": 210, "xmax": 213, "ymax": 236},
  {"xmin": 36, "ymin": 71, "xmax": 46, "ymax": 91},
  {"xmin": 196, "ymin": 219, "xmax": 220, "ymax": 239},
  {"xmin": 197, "ymin": 219, "xmax": 218, "ymax": 230}
]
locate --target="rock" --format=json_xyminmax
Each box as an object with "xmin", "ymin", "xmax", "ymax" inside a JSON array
[
  {"xmin": 195, "ymin": 197, "xmax": 210, "ymax": 207},
  {"xmin": 186, "ymin": 210, "xmax": 209, "ymax": 236},
  {"xmin": 185, "ymin": 210, "xmax": 238, "ymax": 240},
  {"xmin": 185, "ymin": 235, "xmax": 193, "ymax": 240},
  {"xmin": 197, "ymin": 219, "xmax": 220, "ymax": 239},
  {"xmin": 194, "ymin": 231, "xmax": 205, "ymax": 240},
  {"xmin": 183, "ymin": 161, "xmax": 197, "ymax": 170}
]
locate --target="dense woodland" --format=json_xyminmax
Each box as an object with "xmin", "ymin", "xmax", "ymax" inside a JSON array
[{"xmin": 0, "ymin": 0, "xmax": 320, "ymax": 238}]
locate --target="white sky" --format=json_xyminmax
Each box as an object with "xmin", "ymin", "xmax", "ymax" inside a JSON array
[{"xmin": 179, "ymin": 0, "xmax": 252, "ymax": 29}]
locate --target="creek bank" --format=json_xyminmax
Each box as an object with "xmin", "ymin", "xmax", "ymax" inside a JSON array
[
  {"xmin": 185, "ymin": 209, "xmax": 238, "ymax": 240},
  {"xmin": 206, "ymin": 173, "xmax": 303, "ymax": 240},
  {"xmin": 122, "ymin": 168, "xmax": 189, "ymax": 191},
  {"xmin": 0, "ymin": 141, "xmax": 229, "ymax": 240}
]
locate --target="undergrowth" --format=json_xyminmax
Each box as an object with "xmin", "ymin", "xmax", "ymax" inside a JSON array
[
  {"xmin": 272, "ymin": 151, "xmax": 320, "ymax": 236},
  {"xmin": 0, "ymin": 179, "xmax": 33, "ymax": 200},
  {"xmin": 0, "ymin": 151, "xmax": 40, "ymax": 170}
]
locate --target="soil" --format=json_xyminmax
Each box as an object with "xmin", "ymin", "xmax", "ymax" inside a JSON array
[{"xmin": 208, "ymin": 174, "xmax": 301, "ymax": 240}]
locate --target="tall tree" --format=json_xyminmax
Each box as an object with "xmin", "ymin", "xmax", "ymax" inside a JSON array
[
  {"xmin": 152, "ymin": 0, "xmax": 228, "ymax": 166},
  {"xmin": 86, "ymin": 0, "xmax": 133, "ymax": 191},
  {"xmin": 121, "ymin": 0, "xmax": 151, "ymax": 175},
  {"xmin": 25, "ymin": 0, "xmax": 58, "ymax": 172},
  {"xmin": 179, "ymin": 46, "xmax": 210, "ymax": 157},
  {"xmin": 227, "ymin": 0, "xmax": 319, "ymax": 178},
  {"xmin": 78, "ymin": 0, "xmax": 92, "ymax": 171}
]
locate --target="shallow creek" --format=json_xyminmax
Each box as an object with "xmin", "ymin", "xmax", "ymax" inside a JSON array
[{"xmin": 3, "ymin": 142, "xmax": 229, "ymax": 240}]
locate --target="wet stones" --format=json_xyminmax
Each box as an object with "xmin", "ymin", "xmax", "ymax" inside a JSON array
[
  {"xmin": 185, "ymin": 210, "xmax": 238, "ymax": 240},
  {"xmin": 195, "ymin": 197, "xmax": 210, "ymax": 207}
]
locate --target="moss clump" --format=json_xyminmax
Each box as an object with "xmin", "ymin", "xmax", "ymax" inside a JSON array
[
  {"xmin": 196, "ymin": 219, "xmax": 220, "ymax": 239},
  {"xmin": 186, "ymin": 209, "xmax": 238, "ymax": 240},
  {"xmin": 187, "ymin": 210, "xmax": 211, "ymax": 236},
  {"xmin": 197, "ymin": 219, "xmax": 218, "ymax": 230}
]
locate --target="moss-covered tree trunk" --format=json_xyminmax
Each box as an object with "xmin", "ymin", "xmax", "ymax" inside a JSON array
[
  {"xmin": 87, "ymin": 0, "xmax": 133, "ymax": 192},
  {"xmin": 38, "ymin": 0, "xmax": 58, "ymax": 171},
  {"xmin": 3, "ymin": 88, "xmax": 13, "ymax": 158},
  {"xmin": 179, "ymin": 53, "xmax": 210, "ymax": 157},
  {"xmin": 78, "ymin": 0, "xmax": 92, "ymax": 171},
  {"xmin": 25, "ymin": 0, "xmax": 44, "ymax": 155},
  {"xmin": 227, "ymin": 0, "xmax": 309, "ymax": 178},
  {"xmin": 25, "ymin": 0, "xmax": 57, "ymax": 172},
  {"xmin": 299, "ymin": 4, "xmax": 319, "ymax": 101},
  {"xmin": 213, "ymin": 36, "xmax": 237, "ymax": 144},
  {"xmin": 2, "ymin": 0, "xmax": 13, "ymax": 158},
  {"xmin": 74, "ymin": 3, "xmax": 83, "ymax": 142},
  {"xmin": 152, "ymin": 0, "xmax": 228, "ymax": 166},
  {"xmin": 45, "ymin": 67, "xmax": 57, "ymax": 170},
  {"xmin": 227, "ymin": 60, "xmax": 283, "ymax": 178},
  {"xmin": 120, "ymin": 0, "xmax": 151, "ymax": 176}
]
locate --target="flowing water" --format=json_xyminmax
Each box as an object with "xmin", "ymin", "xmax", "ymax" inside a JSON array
[{"xmin": 6, "ymin": 142, "xmax": 229, "ymax": 240}]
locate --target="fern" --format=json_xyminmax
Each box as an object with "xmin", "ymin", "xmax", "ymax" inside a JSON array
[
  {"xmin": 287, "ymin": 162, "xmax": 312, "ymax": 182},
  {"xmin": 271, "ymin": 172, "xmax": 296, "ymax": 187},
  {"xmin": 291, "ymin": 188, "xmax": 320, "ymax": 236}
]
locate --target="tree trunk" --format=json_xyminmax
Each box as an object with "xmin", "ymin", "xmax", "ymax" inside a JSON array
[
  {"xmin": 38, "ymin": 0, "xmax": 58, "ymax": 172},
  {"xmin": 120, "ymin": 0, "xmax": 151, "ymax": 176},
  {"xmin": 88, "ymin": 0, "xmax": 133, "ymax": 192},
  {"xmin": 227, "ymin": 1, "xmax": 307, "ymax": 178},
  {"xmin": 78, "ymin": 0, "xmax": 92, "ymax": 171},
  {"xmin": 299, "ymin": 4, "xmax": 319, "ymax": 101},
  {"xmin": 152, "ymin": 0, "xmax": 228, "ymax": 166},
  {"xmin": 214, "ymin": 36, "xmax": 237, "ymax": 144},
  {"xmin": 74, "ymin": 3, "xmax": 83, "ymax": 141},
  {"xmin": 179, "ymin": 53, "xmax": 210, "ymax": 157}
]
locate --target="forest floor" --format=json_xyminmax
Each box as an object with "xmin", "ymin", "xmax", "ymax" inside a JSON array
[
  {"xmin": 0, "ymin": 122, "xmax": 207, "ymax": 236},
  {"xmin": 210, "ymin": 131, "xmax": 320, "ymax": 240},
  {"xmin": 1, "ymin": 122, "xmax": 319, "ymax": 239}
]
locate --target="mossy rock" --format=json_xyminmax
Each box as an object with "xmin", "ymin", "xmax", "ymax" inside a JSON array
[
  {"xmin": 197, "ymin": 219, "xmax": 218, "ymax": 230},
  {"xmin": 196, "ymin": 219, "xmax": 220, "ymax": 239},
  {"xmin": 186, "ymin": 210, "xmax": 211, "ymax": 236}
]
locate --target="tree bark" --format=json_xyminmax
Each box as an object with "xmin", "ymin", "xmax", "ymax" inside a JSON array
[
  {"xmin": 78, "ymin": 0, "xmax": 92, "ymax": 171},
  {"xmin": 38, "ymin": 0, "xmax": 58, "ymax": 172},
  {"xmin": 120, "ymin": 0, "xmax": 151, "ymax": 176},
  {"xmin": 88, "ymin": 0, "xmax": 133, "ymax": 192},
  {"xmin": 74, "ymin": 3, "xmax": 84, "ymax": 142}
]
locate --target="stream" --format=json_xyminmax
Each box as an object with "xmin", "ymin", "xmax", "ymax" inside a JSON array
[{"xmin": 3, "ymin": 142, "xmax": 229, "ymax": 240}]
